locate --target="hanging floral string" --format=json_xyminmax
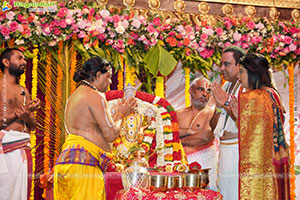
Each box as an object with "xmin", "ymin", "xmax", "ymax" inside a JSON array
[
  {"xmin": 70, "ymin": 36, "xmax": 77, "ymax": 94},
  {"xmin": 184, "ymin": 67, "xmax": 190, "ymax": 107},
  {"xmin": 155, "ymin": 76, "xmax": 164, "ymax": 98},
  {"xmin": 42, "ymin": 50, "xmax": 52, "ymax": 198},
  {"xmin": 29, "ymin": 45, "xmax": 38, "ymax": 200},
  {"xmin": 54, "ymin": 41, "xmax": 63, "ymax": 164},
  {"xmin": 125, "ymin": 64, "xmax": 131, "ymax": 87},
  {"xmin": 288, "ymin": 63, "xmax": 296, "ymax": 200},
  {"xmin": 117, "ymin": 55, "xmax": 124, "ymax": 90}
]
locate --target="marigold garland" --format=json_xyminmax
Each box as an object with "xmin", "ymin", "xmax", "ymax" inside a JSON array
[
  {"xmin": 155, "ymin": 76, "xmax": 164, "ymax": 98},
  {"xmin": 42, "ymin": 50, "xmax": 52, "ymax": 198},
  {"xmin": 29, "ymin": 45, "xmax": 38, "ymax": 200},
  {"xmin": 125, "ymin": 64, "xmax": 135, "ymax": 87},
  {"xmin": 288, "ymin": 63, "xmax": 296, "ymax": 200},
  {"xmin": 118, "ymin": 55, "xmax": 124, "ymax": 90},
  {"xmin": 54, "ymin": 41, "xmax": 63, "ymax": 164},
  {"xmin": 117, "ymin": 70, "xmax": 124, "ymax": 90},
  {"xmin": 70, "ymin": 39, "xmax": 77, "ymax": 94},
  {"xmin": 184, "ymin": 68, "xmax": 190, "ymax": 107}
]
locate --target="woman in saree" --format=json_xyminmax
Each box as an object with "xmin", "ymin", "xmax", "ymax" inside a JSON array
[{"xmin": 231, "ymin": 53, "xmax": 290, "ymax": 200}]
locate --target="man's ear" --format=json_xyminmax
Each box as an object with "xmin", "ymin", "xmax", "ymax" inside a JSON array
[
  {"xmin": 95, "ymin": 71, "xmax": 102, "ymax": 80},
  {"xmin": 2, "ymin": 58, "xmax": 9, "ymax": 68}
]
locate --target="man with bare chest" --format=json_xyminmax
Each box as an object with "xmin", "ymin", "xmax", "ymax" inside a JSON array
[
  {"xmin": 177, "ymin": 77, "xmax": 218, "ymax": 191},
  {"xmin": 0, "ymin": 48, "xmax": 40, "ymax": 200},
  {"xmin": 53, "ymin": 57, "xmax": 136, "ymax": 200}
]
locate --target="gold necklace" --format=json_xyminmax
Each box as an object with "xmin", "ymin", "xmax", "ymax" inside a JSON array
[{"xmin": 81, "ymin": 80, "xmax": 98, "ymax": 91}]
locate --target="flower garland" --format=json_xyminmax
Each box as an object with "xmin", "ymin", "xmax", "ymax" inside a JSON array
[
  {"xmin": 154, "ymin": 76, "xmax": 164, "ymax": 98},
  {"xmin": 117, "ymin": 55, "xmax": 124, "ymax": 90},
  {"xmin": 125, "ymin": 64, "xmax": 135, "ymax": 87},
  {"xmin": 42, "ymin": 50, "xmax": 52, "ymax": 198},
  {"xmin": 184, "ymin": 67, "xmax": 190, "ymax": 108},
  {"xmin": 19, "ymin": 45, "xmax": 26, "ymax": 87},
  {"xmin": 30, "ymin": 45, "xmax": 38, "ymax": 200},
  {"xmin": 105, "ymin": 90, "xmax": 186, "ymax": 167},
  {"xmin": 70, "ymin": 36, "xmax": 77, "ymax": 94},
  {"xmin": 288, "ymin": 63, "xmax": 296, "ymax": 200},
  {"xmin": 54, "ymin": 41, "xmax": 63, "ymax": 164}
]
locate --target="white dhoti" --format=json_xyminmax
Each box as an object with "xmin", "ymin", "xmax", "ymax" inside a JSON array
[
  {"xmin": 0, "ymin": 130, "xmax": 31, "ymax": 200},
  {"xmin": 217, "ymin": 139, "xmax": 239, "ymax": 200},
  {"xmin": 186, "ymin": 143, "xmax": 218, "ymax": 191}
]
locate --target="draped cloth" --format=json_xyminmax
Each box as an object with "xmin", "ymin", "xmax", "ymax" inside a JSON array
[
  {"xmin": 53, "ymin": 134, "xmax": 112, "ymax": 200},
  {"xmin": 0, "ymin": 130, "xmax": 32, "ymax": 200},
  {"xmin": 239, "ymin": 88, "xmax": 290, "ymax": 200}
]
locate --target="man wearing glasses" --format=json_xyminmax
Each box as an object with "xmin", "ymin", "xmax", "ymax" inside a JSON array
[{"xmin": 177, "ymin": 77, "xmax": 218, "ymax": 191}]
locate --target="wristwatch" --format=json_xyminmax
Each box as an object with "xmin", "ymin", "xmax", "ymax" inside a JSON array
[{"xmin": 224, "ymin": 101, "xmax": 230, "ymax": 107}]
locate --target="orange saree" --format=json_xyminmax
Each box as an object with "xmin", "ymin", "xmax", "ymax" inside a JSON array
[{"xmin": 239, "ymin": 88, "xmax": 290, "ymax": 200}]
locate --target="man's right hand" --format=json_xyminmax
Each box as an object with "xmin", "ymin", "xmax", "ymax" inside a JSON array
[
  {"xmin": 115, "ymin": 97, "xmax": 137, "ymax": 117},
  {"xmin": 212, "ymin": 81, "xmax": 229, "ymax": 108},
  {"xmin": 15, "ymin": 105, "xmax": 31, "ymax": 122}
]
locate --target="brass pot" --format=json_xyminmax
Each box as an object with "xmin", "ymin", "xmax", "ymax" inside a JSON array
[
  {"xmin": 199, "ymin": 168, "xmax": 210, "ymax": 189},
  {"xmin": 149, "ymin": 174, "xmax": 167, "ymax": 191},
  {"xmin": 166, "ymin": 175, "xmax": 179, "ymax": 190},
  {"xmin": 183, "ymin": 173, "xmax": 201, "ymax": 188}
]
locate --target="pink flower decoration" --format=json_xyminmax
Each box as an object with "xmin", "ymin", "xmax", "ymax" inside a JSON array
[
  {"xmin": 224, "ymin": 42, "xmax": 232, "ymax": 48},
  {"xmin": 246, "ymin": 21, "xmax": 255, "ymax": 29},
  {"xmin": 9, "ymin": 21, "xmax": 18, "ymax": 32},
  {"xmin": 187, "ymin": 33, "xmax": 195, "ymax": 40},
  {"xmin": 17, "ymin": 15, "xmax": 27, "ymax": 24},
  {"xmin": 233, "ymin": 31, "xmax": 242, "ymax": 42},
  {"xmin": 100, "ymin": 9, "xmax": 110, "ymax": 18},
  {"xmin": 17, "ymin": 24, "xmax": 24, "ymax": 32},
  {"xmin": 147, "ymin": 24, "xmax": 155, "ymax": 33},
  {"xmin": 77, "ymin": 19, "xmax": 87, "ymax": 29},
  {"xmin": 71, "ymin": 24, "xmax": 78, "ymax": 32},
  {"xmin": 216, "ymin": 28, "xmax": 223, "ymax": 36},
  {"xmin": 53, "ymin": 28, "xmax": 61, "ymax": 36},
  {"xmin": 106, "ymin": 39, "xmax": 114, "ymax": 45},
  {"xmin": 250, "ymin": 36, "xmax": 262, "ymax": 44},
  {"xmin": 112, "ymin": 15, "xmax": 120, "ymax": 23},
  {"xmin": 241, "ymin": 43, "xmax": 249, "ymax": 49},
  {"xmin": 82, "ymin": 8, "xmax": 90, "ymax": 15},
  {"xmin": 200, "ymin": 33, "xmax": 208, "ymax": 40},
  {"xmin": 1, "ymin": 26, "xmax": 10, "ymax": 36},
  {"xmin": 43, "ymin": 26, "xmax": 52, "ymax": 35},
  {"xmin": 290, "ymin": 27, "xmax": 300, "ymax": 34},
  {"xmin": 78, "ymin": 31, "xmax": 86, "ymax": 38},
  {"xmin": 294, "ymin": 48, "xmax": 300, "ymax": 55},
  {"xmin": 283, "ymin": 36, "xmax": 292, "ymax": 45},
  {"xmin": 130, "ymin": 32, "xmax": 139, "ymax": 40},
  {"xmin": 57, "ymin": 8, "xmax": 68, "ymax": 18},
  {"xmin": 59, "ymin": 20, "xmax": 67, "ymax": 29},
  {"xmin": 6, "ymin": 11, "xmax": 15, "ymax": 21},
  {"xmin": 153, "ymin": 17, "xmax": 161, "ymax": 26},
  {"xmin": 66, "ymin": 17, "xmax": 75, "ymax": 25},
  {"xmin": 131, "ymin": 18, "xmax": 141, "ymax": 29},
  {"xmin": 168, "ymin": 31, "xmax": 176, "ymax": 37},
  {"xmin": 255, "ymin": 22, "xmax": 265, "ymax": 30},
  {"xmin": 204, "ymin": 27, "xmax": 214, "ymax": 36},
  {"xmin": 289, "ymin": 43, "xmax": 297, "ymax": 52},
  {"xmin": 185, "ymin": 25, "xmax": 193, "ymax": 33},
  {"xmin": 98, "ymin": 33, "xmax": 107, "ymax": 42}
]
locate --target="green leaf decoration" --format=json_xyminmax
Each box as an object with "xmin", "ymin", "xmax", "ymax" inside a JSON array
[
  {"xmin": 23, "ymin": 50, "xmax": 35, "ymax": 59},
  {"xmin": 295, "ymin": 165, "xmax": 300, "ymax": 175},
  {"xmin": 143, "ymin": 43, "xmax": 177, "ymax": 76}
]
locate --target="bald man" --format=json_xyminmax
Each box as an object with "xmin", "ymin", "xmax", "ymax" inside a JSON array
[{"xmin": 177, "ymin": 77, "xmax": 218, "ymax": 191}]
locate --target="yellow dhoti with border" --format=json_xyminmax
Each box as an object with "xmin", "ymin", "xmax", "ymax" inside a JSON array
[{"xmin": 53, "ymin": 134, "xmax": 112, "ymax": 200}]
